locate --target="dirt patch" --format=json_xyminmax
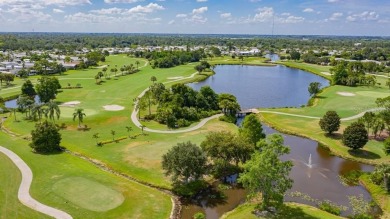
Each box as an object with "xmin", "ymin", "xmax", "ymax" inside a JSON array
[
  {"xmin": 103, "ymin": 105, "xmax": 125, "ymax": 111},
  {"xmin": 60, "ymin": 101, "xmax": 81, "ymax": 107},
  {"xmin": 337, "ymin": 92, "xmax": 356, "ymax": 97}
]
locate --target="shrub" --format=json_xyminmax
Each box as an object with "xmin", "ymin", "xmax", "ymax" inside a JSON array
[
  {"xmin": 193, "ymin": 212, "xmax": 205, "ymax": 219},
  {"xmin": 177, "ymin": 119, "xmax": 191, "ymax": 127},
  {"xmin": 318, "ymin": 200, "xmax": 341, "ymax": 215},
  {"xmin": 219, "ymin": 115, "xmax": 237, "ymax": 124},
  {"xmin": 144, "ymin": 114, "xmax": 156, "ymax": 121},
  {"xmin": 384, "ymin": 137, "xmax": 390, "ymax": 155},
  {"xmin": 172, "ymin": 180, "xmax": 208, "ymax": 197}
]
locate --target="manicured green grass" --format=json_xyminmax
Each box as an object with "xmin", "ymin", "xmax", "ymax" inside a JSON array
[
  {"xmin": 0, "ymin": 153, "xmax": 50, "ymax": 219},
  {"xmin": 221, "ymin": 203, "xmax": 345, "ymax": 219},
  {"xmin": 0, "ymin": 132, "xmax": 172, "ymax": 219},
  {"xmin": 1, "ymin": 55, "xmax": 238, "ymax": 190},
  {"xmin": 52, "ymin": 177, "xmax": 125, "ymax": 212},
  {"xmin": 276, "ymin": 61, "xmax": 332, "ymax": 79},
  {"xmin": 209, "ymin": 56, "xmax": 276, "ymax": 66},
  {"xmin": 360, "ymin": 174, "xmax": 390, "ymax": 218}
]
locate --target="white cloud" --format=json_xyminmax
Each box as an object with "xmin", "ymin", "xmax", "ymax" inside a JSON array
[
  {"xmin": 346, "ymin": 11, "xmax": 379, "ymax": 22},
  {"xmin": 90, "ymin": 7, "xmax": 123, "ymax": 15},
  {"xmin": 53, "ymin": 8, "xmax": 64, "ymax": 13},
  {"xmin": 303, "ymin": 8, "xmax": 314, "ymax": 13},
  {"xmin": 184, "ymin": 14, "xmax": 207, "ymax": 23},
  {"xmin": 220, "ymin": 13, "xmax": 231, "ymax": 19},
  {"xmin": 104, "ymin": 0, "xmax": 144, "ymax": 3},
  {"xmin": 192, "ymin": 7, "xmax": 207, "ymax": 14},
  {"xmin": 168, "ymin": 20, "xmax": 175, "ymax": 24},
  {"xmin": 126, "ymin": 3, "xmax": 164, "ymax": 13},
  {"xmin": 196, "ymin": 0, "xmax": 207, "ymax": 2},
  {"xmin": 279, "ymin": 16, "xmax": 304, "ymax": 24},
  {"xmin": 328, "ymin": 0, "xmax": 339, "ymax": 2},
  {"xmin": 281, "ymin": 12, "xmax": 290, "ymax": 16},
  {"xmin": 253, "ymin": 7, "xmax": 274, "ymax": 22},
  {"xmin": 329, "ymin": 12, "xmax": 343, "ymax": 21},
  {"xmin": 176, "ymin": 14, "xmax": 187, "ymax": 18}
]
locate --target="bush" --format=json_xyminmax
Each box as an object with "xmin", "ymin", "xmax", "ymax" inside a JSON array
[
  {"xmin": 193, "ymin": 212, "xmax": 205, "ymax": 219},
  {"xmin": 177, "ymin": 119, "xmax": 191, "ymax": 127},
  {"xmin": 318, "ymin": 200, "xmax": 341, "ymax": 215},
  {"xmin": 172, "ymin": 180, "xmax": 208, "ymax": 197},
  {"xmin": 144, "ymin": 114, "xmax": 156, "ymax": 121},
  {"xmin": 339, "ymin": 170, "xmax": 362, "ymax": 186},
  {"xmin": 219, "ymin": 115, "xmax": 237, "ymax": 124},
  {"xmin": 384, "ymin": 137, "xmax": 390, "ymax": 155}
]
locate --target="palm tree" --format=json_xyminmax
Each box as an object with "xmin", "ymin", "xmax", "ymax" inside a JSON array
[
  {"xmin": 110, "ymin": 130, "xmax": 116, "ymax": 141},
  {"xmin": 73, "ymin": 108, "xmax": 86, "ymax": 127},
  {"xmin": 45, "ymin": 100, "xmax": 61, "ymax": 123},
  {"xmin": 31, "ymin": 103, "xmax": 45, "ymax": 121},
  {"xmin": 135, "ymin": 60, "xmax": 140, "ymax": 70},
  {"xmin": 92, "ymin": 133, "xmax": 100, "ymax": 146},
  {"xmin": 125, "ymin": 126, "xmax": 133, "ymax": 138}
]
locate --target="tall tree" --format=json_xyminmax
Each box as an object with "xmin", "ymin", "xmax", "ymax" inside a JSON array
[
  {"xmin": 308, "ymin": 82, "xmax": 322, "ymax": 97},
  {"xmin": 342, "ymin": 122, "xmax": 368, "ymax": 150},
  {"xmin": 30, "ymin": 121, "xmax": 62, "ymax": 153},
  {"xmin": 239, "ymin": 114, "xmax": 265, "ymax": 146},
  {"xmin": 35, "ymin": 77, "xmax": 61, "ymax": 103},
  {"xmin": 162, "ymin": 141, "xmax": 207, "ymax": 183},
  {"xmin": 319, "ymin": 111, "xmax": 341, "ymax": 134},
  {"xmin": 21, "ymin": 80, "xmax": 36, "ymax": 98},
  {"xmin": 238, "ymin": 134, "xmax": 293, "ymax": 211}
]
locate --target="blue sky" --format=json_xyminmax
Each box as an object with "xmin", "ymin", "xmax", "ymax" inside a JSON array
[{"xmin": 0, "ymin": 0, "xmax": 389, "ymax": 36}]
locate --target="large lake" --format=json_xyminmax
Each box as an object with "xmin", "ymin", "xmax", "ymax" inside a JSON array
[
  {"xmin": 182, "ymin": 65, "xmax": 374, "ymax": 219},
  {"xmin": 189, "ymin": 65, "xmax": 329, "ymax": 109}
]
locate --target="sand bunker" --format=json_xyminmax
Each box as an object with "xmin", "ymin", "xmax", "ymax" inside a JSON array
[
  {"xmin": 321, "ymin": 72, "xmax": 332, "ymax": 75},
  {"xmin": 60, "ymin": 101, "xmax": 81, "ymax": 107},
  {"xmin": 103, "ymin": 105, "xmax": 125, "ymax": 111},
  {"xmin": 337, "ymin": 92, "xmax": 356, "ymax": 97},
  {"xmin": 96, "ymin": 65, "xmax": 108, "ymax": 69}
]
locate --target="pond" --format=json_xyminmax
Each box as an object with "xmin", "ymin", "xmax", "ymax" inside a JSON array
[
  {"xmin": 182, "ymin": 65, "xmax": 374, "ymax": 219},
  {"xmin": 189, "ymin": 65, "xmax": 329, "ymax": 109},
  {"xmin": 5, "ymin": 96, "xmax": 40, "ymax": 108}
]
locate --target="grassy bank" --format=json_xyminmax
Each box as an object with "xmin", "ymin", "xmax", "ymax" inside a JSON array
[
  {"xmin": 276, "ymin": 61, "xmax": 332, "ymax": 80},
  {"xmin": 221, "ymin": 203, "xmax": 345, "ymax": 219},
  {"xmin": 360, "ymin": 174, "xmax": 390, "ymax": 219}
]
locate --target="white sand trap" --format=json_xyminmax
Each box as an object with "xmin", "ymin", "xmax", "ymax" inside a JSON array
[
  {"xmin": 96, "ymin": 65, "xmax": 108, "ymax": 69},
  {"xmin": 103, "ymin": 105, "xmax": 125, "ymax": 111},
  {"xmin": 60, "ymin": 101, "xmax": 81, "ymax": 107},
  {"xmin": 337, "ymin": 92, "xmax": 356, "ymax": 97},
  {"xmin": 321, "ymin": 72, "xmax": 332, "ymax": 75},
  {"xmin": 167, "ymin": 76, "xmax": 184, "ymax": 80}
]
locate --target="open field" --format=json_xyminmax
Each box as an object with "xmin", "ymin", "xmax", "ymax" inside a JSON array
[{"xmin": 221, "ymin": 203, "xmax": 345, "ymax": 219}]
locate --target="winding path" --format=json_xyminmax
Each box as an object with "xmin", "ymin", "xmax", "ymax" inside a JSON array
[
  {"xmin": 259, "ymin": 108, "xmax": 384, "ymax": 121},
  {"xmin": 0, "ymin": 146, "xmax": 73, "ymax": 219},
  {"xmin": 131, "ymin": 72, "xmax": 221, "ymax": 134}
]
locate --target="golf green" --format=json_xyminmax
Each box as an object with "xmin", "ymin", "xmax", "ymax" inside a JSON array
[{"xmin": 52, "ymin": 177, "xmax": 125, "ymax": 212}]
